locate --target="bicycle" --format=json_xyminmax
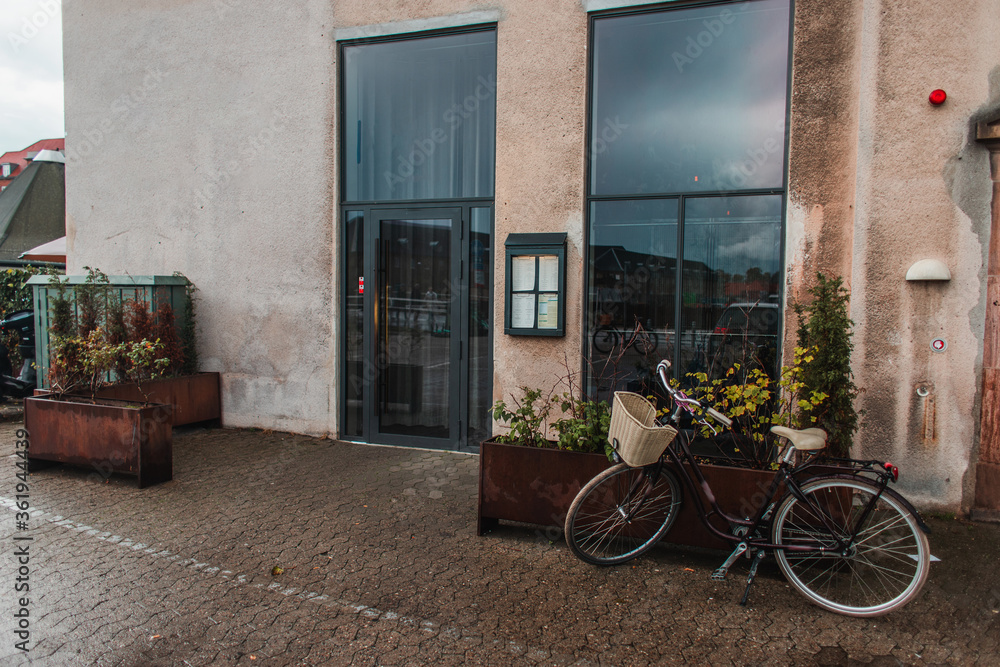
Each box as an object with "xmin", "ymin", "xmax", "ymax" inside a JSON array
[
  {"xmin": 592, "ymin": 320, "xmax": 658, "ymax": 355},
  {"xmin": 564, "ymin": 359, "xmax": 931, "ymax": 617}
]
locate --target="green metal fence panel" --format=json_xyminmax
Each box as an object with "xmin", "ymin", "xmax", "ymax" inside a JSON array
[{"xmin": 28, "ymin": 275, "xmax": 190, "ymax": 389}]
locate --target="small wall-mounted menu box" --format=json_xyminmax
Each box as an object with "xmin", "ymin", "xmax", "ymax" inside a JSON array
[{"xmin": 504, "ymin": 233, "xmax": 566, "ymax": 337}]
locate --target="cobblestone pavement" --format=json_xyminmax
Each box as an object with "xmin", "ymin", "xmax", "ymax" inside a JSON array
[{"xmin": 1, "ymin": 421, "xmax": 998, "ymax": 666}]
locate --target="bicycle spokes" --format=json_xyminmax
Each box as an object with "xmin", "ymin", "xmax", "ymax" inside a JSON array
[{"xmin": 772, "ymin": 478, "xmax": 929, "ymax": 616}]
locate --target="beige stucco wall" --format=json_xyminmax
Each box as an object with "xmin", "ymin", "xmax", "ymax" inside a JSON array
[
  {"xmin": 771, "ymin": 0, "xmax": 1000, "ymax": 510},
  {"xmin": 846, "ymin": 1, "xmax": 999, "ymax": 509},
  {"xmin": 62, "ymin": 0, "xmax": 1000, "ymax": 508},
  {"xmin": 64, "ymin": 0, "xmax": 339, "ymax": 435}
]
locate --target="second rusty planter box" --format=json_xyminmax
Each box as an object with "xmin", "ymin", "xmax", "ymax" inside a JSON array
[
  {"xmin": 93, "ymin": 372, "xmax": 221, "ymax": 426},
  {"xmin": 478, "ymin": 439, "xmax": 612, "ymax": 536}
]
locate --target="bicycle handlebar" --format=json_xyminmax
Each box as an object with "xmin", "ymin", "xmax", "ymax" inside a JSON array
[
  {"xmin": 656, "ymin": 359, "xmax": 734, "ymax": 428},
  {"xmin": 705, "ymin": 407, "xmax": 733, "ymax": 428}
]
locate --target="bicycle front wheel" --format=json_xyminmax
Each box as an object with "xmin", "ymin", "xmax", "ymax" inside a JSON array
[
  {"xmin": 771, "ymin": 476, "xmax": 930, "ymax": 617},
  {"xmin": 565, "ymin": 463, "xmax": 681, "ymax": 566},
  {"xmin": 592, "ymin": 327, "xmax": 617, "ymax": 353}
]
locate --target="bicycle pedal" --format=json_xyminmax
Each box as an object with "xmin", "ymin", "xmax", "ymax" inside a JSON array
[{"xmin": 711, "ymin": 542, "xmax": 748, "ymax": 582}]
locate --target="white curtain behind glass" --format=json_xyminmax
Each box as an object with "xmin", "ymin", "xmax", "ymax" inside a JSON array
[{"xmin": 344, "ymin": 32, "xmax": 496, "ymax": 202}]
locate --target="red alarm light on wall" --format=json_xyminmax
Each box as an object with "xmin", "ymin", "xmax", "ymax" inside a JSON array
[{"xmin": 929, "ymin": 89, "xmax": 947, "ymax": 105}]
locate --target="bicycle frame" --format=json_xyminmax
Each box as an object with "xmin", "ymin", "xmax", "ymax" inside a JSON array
[
  {"xmin": 566, "ymin": 359, "xmax": 931, "ymax": 614},
  {"xmin": 650, "ymin": 361, "xmax": 899, "ymax": 555}
]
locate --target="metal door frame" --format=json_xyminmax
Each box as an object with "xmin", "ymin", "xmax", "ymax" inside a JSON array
[{"xmin": 362, "ymin": 207, "xmax": 465, "ymax": 449}]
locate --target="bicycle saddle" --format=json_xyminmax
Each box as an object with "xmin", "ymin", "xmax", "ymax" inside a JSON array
[{"xmin": 770, "ymin": 425, "xmax": 827, "ymax": 451}]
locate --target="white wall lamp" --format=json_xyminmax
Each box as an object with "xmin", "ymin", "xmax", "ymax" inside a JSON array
[{"xmin": 905, "ymin": 259, "xmax": 951, "ymax": 282}]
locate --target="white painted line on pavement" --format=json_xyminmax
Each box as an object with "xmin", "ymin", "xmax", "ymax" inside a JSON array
[{"xmin": 0, "ymin": 495, "xmax": 555, "ymax": 662}]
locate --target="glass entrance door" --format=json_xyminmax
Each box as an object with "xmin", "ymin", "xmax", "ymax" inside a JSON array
[{"xmin": 368, "ymin": 209, "xmax": 462, "ymax": 447}]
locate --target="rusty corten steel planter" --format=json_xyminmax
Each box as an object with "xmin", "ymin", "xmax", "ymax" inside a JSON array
[
  {"xmin": 93, "ymin": 372, "xmax": 221, "ymax": 426},
  {"xmin": 478, "ymin": 439, "xmax": 612, "ymax": 536},
  {"xmin": 478, "ymin": 439, "xmax": 843, "ymax": 550},
  {"xmin": 24, "ymin": 395, "xmax": 173, "ymax": 488},
  {"xmin": 667, "ymin": 463, "xmax": 778, "ymax": 550}
]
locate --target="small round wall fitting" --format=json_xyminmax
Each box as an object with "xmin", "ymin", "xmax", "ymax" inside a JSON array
[
  {"xmin": 931, "ymin": 338, "xmax": 947, "ymax": 353},
  {"xmin": 929, "ymin": 89, "xmax": 947, "ymax": 105}
]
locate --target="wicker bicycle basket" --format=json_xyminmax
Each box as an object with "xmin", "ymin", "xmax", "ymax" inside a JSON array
[{"xmin": 608, "ymin": 391, "xmax": 678, "ymax": 467}]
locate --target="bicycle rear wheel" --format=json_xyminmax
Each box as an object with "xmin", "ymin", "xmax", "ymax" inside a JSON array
[
  {"xmin": 634, "ymin": 330, "xmax": 659, "ymax": 355},
  {"xmin": 565, "ymin": 462, "xmax": 681, "ymax": 566},
  {"xmin": 771, "ymin": 476, "xmax": 930, "ymax": 616}
]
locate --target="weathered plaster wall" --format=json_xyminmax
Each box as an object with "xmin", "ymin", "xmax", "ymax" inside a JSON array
[
  {"xmin": 785, "ymin": 0, "xmax": 864, "ymax": 303},
  {"xmin": 846, "ymin": 1, "xmax": 999, "ymax": 509},
  {"xmin": 491, "ymin": 1, "xmax": 588, "ymax": 404},
  {"xmin": 771, "ymin": 0, "xmax": 1000, "ymax": 509},
  {"xmin": 64, "ymin": 0, "xmax": 338, "ymax": 435}
]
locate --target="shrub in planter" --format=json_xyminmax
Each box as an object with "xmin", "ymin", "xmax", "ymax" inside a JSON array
[
  {"xmin": 37, "ymin": 269, "xmax": 220, "ymax": 425},
  {"xmin": 43, "ymin": 269, "xmax": 190, "ymax": 394},
  {"xmin": 682, "ymin": 345, "xmax": 828, "ymax": 469},
  {"xmin": 480, "ymin": 375, "xmax": 615, "ymax": 535},
  {"xmin": 28, "ymin": 296, "xmax": 175, "ymax": 487},
  {"xmin": 793, "ymin": 273, "xmax": 860, "ymax": 458},
  {"xmin": 26, "ymin": 270, "xmax": 215, "ymax": 487}
]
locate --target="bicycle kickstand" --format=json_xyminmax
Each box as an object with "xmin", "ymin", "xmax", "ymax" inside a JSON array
[{"xmin": 739, "ymin": 550, "xmax": 767, "ymax": 606}]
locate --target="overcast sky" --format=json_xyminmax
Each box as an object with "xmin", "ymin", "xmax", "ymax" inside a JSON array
[{"xmin": 0, "ymin": 0, "xmax": 64, "ymax": 153}]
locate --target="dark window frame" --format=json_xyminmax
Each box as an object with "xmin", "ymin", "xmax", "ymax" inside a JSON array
[
  {"xmin": 337, "ymin": 26, "xmax": 498, "ymax": 449},
  {"xmin": 583, "ymin": 0, "xmax": 795, "ymax": 387}
]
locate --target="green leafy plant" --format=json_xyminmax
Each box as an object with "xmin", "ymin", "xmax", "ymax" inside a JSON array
[
  {"xmin": 122, "ymin": 337, "xmax": 171, "ymax": 389},
  {"xmin": 491, "ymin": 387, "xmax": 552, "ymax": 448},
  {"xmin": 105, "ymin": 291, "xmax": 129, "ymax": 378},
  {"xmin": 0, "ymin": 266, "xmax": 40, "ymax": 320},
  {"xmin": 76, "ymin": 267, "xmax": 110, "ymax": 338},
  {"xmin": 177, "ymin": 275, "xmax": 199, "ymax": 375},
  {"xmin": 683, "ymin": 346, "xmax": 829, "ymax": 468},
  {"xmin": 491, "ymin": 356, "xmax": 615, "ymax": 456},
  {"xmin": 48, "ymin": 275, "xmax": 74, "ymax": 338},
  {"xmin": 0, "ymin": 266, "xmax": 41, "ymax": 374},
  {"xmin": 552, "ymin": 392, "xmax": 612, "ymax": 455},
  {"xmin": 793, "ymin": 273, "xmax": 859, "ymax": 458},
  {"xmin": 48, "ymin": 276, "xmax": 79, "ymax": 391}
]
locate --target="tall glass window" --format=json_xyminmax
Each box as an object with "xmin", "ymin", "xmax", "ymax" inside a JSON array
[
  {"xmin": 341, "ymin": 29, "xmax": 495, "ymax": 450},
  {"xmin": 343, "ymin": 31, "xmax": 496, "ymax": 202},
  {"xmin": 586, "ymin": 0, "xmax": 790, "ymax": 397}
]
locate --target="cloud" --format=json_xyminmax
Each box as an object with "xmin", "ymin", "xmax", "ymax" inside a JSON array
[{"xmin": 0, "ymin": 0, "xmax": 64, "ymax": 151}]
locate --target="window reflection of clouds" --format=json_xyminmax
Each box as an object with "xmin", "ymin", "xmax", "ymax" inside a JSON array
[
  {"xmin": 592, "ymin": 0, "xmax": 790, "ymax": 195},
  {"xmin": 587, "ymin": 1, "xmax": 790, "ymax": 390},
  {"xmin": 590, "ymin": 200, "xmax": 677, "ymax": 259},
  {"xmin": 684, "ymin": 195, "xmax": 781, "ymax": 282}
]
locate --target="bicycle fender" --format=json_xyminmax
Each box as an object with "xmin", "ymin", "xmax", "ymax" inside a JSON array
[
  {"xmin": 799, "ymin": 473, "xmax": 932, "ymax": 534},
  {"xmin": 880, "ymin": 484, "xmax": 932, "ymax": 534}
]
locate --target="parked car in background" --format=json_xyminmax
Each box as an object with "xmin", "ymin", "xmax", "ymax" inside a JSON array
[{"xmin": 707, "ymin": 302, "xmax": 780, "ymax": 376}]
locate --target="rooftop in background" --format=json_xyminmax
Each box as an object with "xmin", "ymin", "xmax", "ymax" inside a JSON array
[
  {"xmin": 0, "ymin": 149, "xmax": 66, "ymax": 267},
  {"xmin": 0, "ymin": 138, "xmax": 65, "ymax": 191}
]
